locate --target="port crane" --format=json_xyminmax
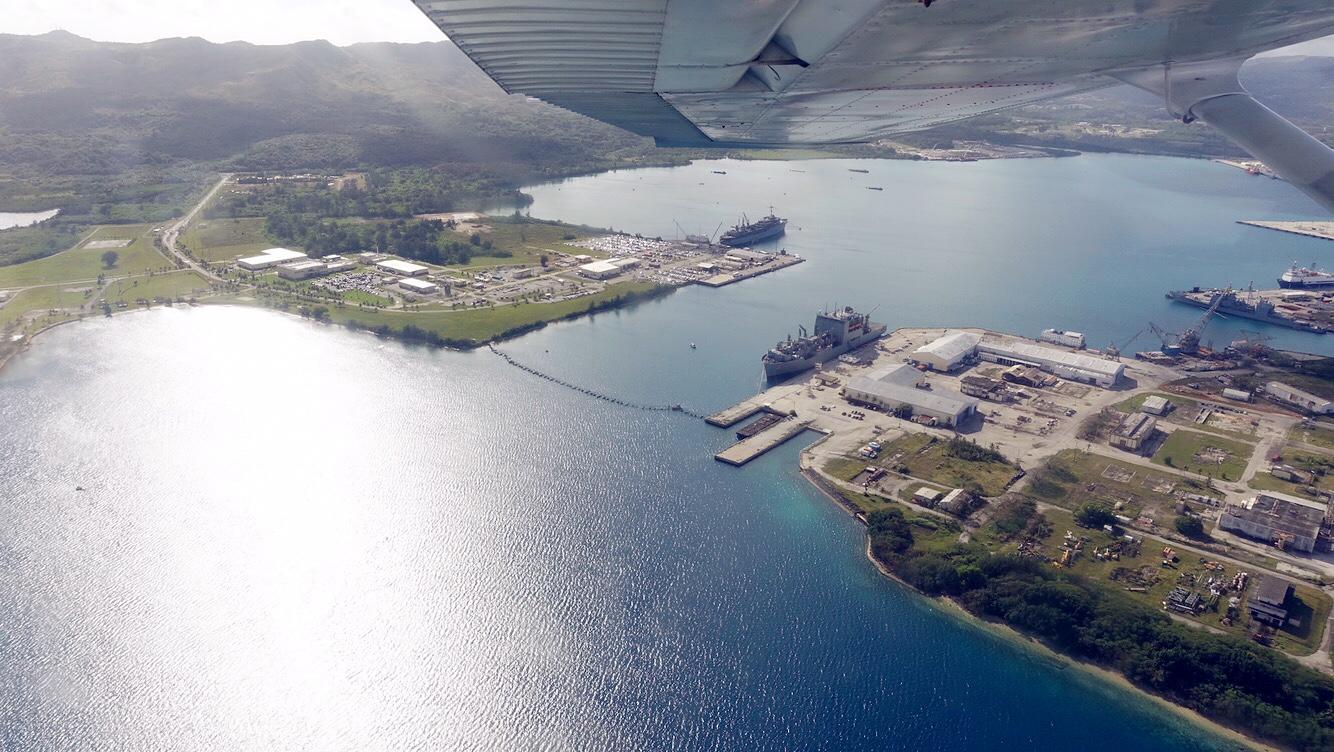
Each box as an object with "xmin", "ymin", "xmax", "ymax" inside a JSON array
[
  {"xmin": 1152, "ymin": 290, "xmax": 1226, "ymax": 355},
  {"xmin": 1105, "ymin": 327, "xmax": 1146, "ymax": 360}
]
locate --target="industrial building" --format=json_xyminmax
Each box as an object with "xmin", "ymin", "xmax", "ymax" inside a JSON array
[
  {"xmin": 1141, "ymin": 395, "xmax": 1172, "ymax": 416},
  {"xmin": 960, "ymin": 375, "xmax": 1007, "ymax": 402},
  {"xmin": 1039, "ymin": 329, "xmax": 1086, "ymax": 348},
  {"xmin": 322, "ymin": 256, "xmax": 357, "ymax": 274},
  {"xmin": 911, "ymin": 331, "xmax": 981, "ymax": 372},
  {"xmin": 276, "ymin": 259, "xmax": 329, "ymax": 280},
  {"xmin": 578, "ymin": 260, "xmax": 623, "ymax": 279},
  {"xmin": 938, "ymin": 488, "xmax": 975, "ymax": 516},
  {"xmin": 376, "ymin": 259, "xmax": 430, "ymax": 277},
  {"xmin": 1264, "ymin": 382, "xmax": 1334, "ymax": 415},
  {"xmin": 913, "ymin": 487, "xmax": 942, "ymax": 507},
  {"xmin": 398, "ymin": 278, "xmax": 440, "ymax": 295},
  {"xmin": 844, "ymin": 364, "xmax": 979, "ymax": 427},
  {"xmin": 1222, "ymin": 388, "xmax": 1253, "ymax": 402},
  {"xmin": 1219, "ymin": 492, "xmax": 1328, "ymax": 553},
  {"xmin": 1111, "ymin": 412, "xmax": 1158, "ymax": 452},
  {"xmin": 1248, "ymin": 575, "xmax": 1295, "ymax": 627},
  {"xmin": 610, "ymin": 257, "xmax": 640, "ymax": 271},
  {"xmin": 237, "ymin": 247, "xmax": 307, "ymax": 271},
  {"xmin": 977, "ymin": 338, "xmax": 1123, "ymax": 387}
]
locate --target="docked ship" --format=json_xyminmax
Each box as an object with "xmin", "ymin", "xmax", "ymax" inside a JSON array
[
  {"xmin": 1278, "ymin": 263, "xmax": 1334, "ymax": 288},
  {"xmin": 763, "ymin": 306, "xmax": 887, "ymax": 379},
  {"xmin": 720, "ymin": 211, "xmax": 786, "ymax": 247},
  {"xmin": 1166, "ymin": 287, "xmax": 1327, "ymax": 333}
]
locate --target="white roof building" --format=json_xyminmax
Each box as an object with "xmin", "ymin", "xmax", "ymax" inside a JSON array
[
  {"xmin": 912, "ymin": 331, "xmax": 982, "ymax": 372},
  {"xmin": 977, "ymin": 337, "xmax": 1123, "ymax": 387},
  {"xmin": 1265, "ymin": 382, "xmax": 1333, "ymax": 414},
  {"xmin": 398, "ymin": 277, "xmax": 439, "ymax": 294},
  {"xmin": 276, "ymin": 259, "xmax": 328, "ymax": 280},
  {"xmin": 237, "ymin": 247, "xmax": 308, "ymax": 271},
  {"xmin": 578, "ymin": 260, "xmax": 623, "ymax": 279},
  {"xmin": 1141, "ymin": 395, "xmax": 1171, "ymax": 415},
  {"xmin": 845, "ymin": 364, "xmax": 979, "ymax": 426},
  {"xmin": 376, "ymin": 259, "xmax": 430, "ymax": 276}
]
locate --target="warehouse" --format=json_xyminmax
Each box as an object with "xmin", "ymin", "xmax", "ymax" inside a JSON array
[
  {"xmin": 976, "ymin": 338, "xmax": 1123, "ymax": 387},
  {"xmin": 911, "ymin": 331, "xmax": 981, "ymax": 372},
  {"xmin": 398, "ymin": 277, "xmax": 440, "ymax": 295},
  {"xmin": 844, "ymin": 364, "xmax": 979, "ymax": 427},
  {"xmin": 276, "ymin": 260, "xmax": 328, "ymax": 280},
  {"xmin": 1110, "ymin": 412, "xmax": 1157, "ymax": 452},
  {"xmin": 1248, "ymin": 576, "xmax": 1295, "ymax": 627},
  {"xmin": 376, "ymin": 259, "xmax": 430, "ymax": 277},
  {"xmin": 237, "ymin": 247, "xmax": 307, "ymax": 271},
  {"xmin": 1264, "ymin": 382, "xmax": 1333, "ymax": 415},
  {"xmin": 1219, "ymin": 492, "xmax": 1327, "ymax": 553},
  {"xmin": 578, "ymin": 260, "xmax": 623, "ymax": 280},
  {"xmin": 1141, "ymin": 395, "xmax": 1172, "ymax": 416}
]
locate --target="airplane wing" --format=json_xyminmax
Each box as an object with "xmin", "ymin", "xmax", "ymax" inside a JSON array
[{"xmin": 411, "ymin": 0, "xmax": 1334, "ymax": 211}]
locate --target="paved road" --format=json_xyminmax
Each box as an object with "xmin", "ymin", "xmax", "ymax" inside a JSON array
[{"xmin": 161, "ymin": 174, "xmax": 230, "ymax": 282}]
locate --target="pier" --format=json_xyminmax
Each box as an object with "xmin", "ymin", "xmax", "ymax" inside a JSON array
[
  {"xmin": 704, "ymin": 386, "xmax": 802, "ymax": 427},
  {"xmin": 1237, "ymin": 220, "xmax": 1334, "ymax": 242},
  {"xmin": 696, "ymin": 254, "xmax": 803, "ymax": 288},
  {"xmin": 714, "ymin": 418, "xmax": 817, "ymax": 466}
]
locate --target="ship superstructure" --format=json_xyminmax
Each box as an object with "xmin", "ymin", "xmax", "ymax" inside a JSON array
[
  {"xmin": 1279, "ymin": 263, "xmax": 1334, "ymax": 289},
  {"xmin": 720, "ymin": 211, "xmax": 786, "ymax": 247},
  {"xmin": 763, "ymin": 306, "xmax": 886, "ymax": 379}
]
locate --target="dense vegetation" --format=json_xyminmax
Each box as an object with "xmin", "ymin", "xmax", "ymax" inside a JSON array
[
  {"xmin": 866, "ymin": 505, "xmax": 1334, "ymax": 750},
  {"xmin": 262, "ymin": 213, "xmax": 498, "ymax": 263}
]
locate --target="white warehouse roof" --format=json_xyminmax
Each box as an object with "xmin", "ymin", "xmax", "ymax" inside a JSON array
[
  {"xmin": 377, "ymin": 259, "xmax": 430, "ymax": 276},
  {"xmin": 579, "ymin": 260, "xmax": 621, "ymax": 275},
  {"xmin": 399, "ymin": 277, "xmax": 439, "ymax": 292},
  {"xmin": 846, "ymin": 364, "xmax": 979, "ymax": 418},
  {"xmin": 238, "ymin": 247, "xmax": 307, "ymax": 268},
  {"xmin": 978, "ymin": 338, "xmax": 1123, "ymax": 379},
  {"xmin": 914, "ymin": 331, "xmax": 982, "ymax": 363}
]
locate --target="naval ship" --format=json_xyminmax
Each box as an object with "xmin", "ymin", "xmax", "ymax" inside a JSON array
[
  {"xmin": 763, "ymin": 306, "xmax": 887, "ymax": 380},
  {"xmin": 1278, "ymin": 263, "xmax": 1334, "ymax": 289},
  {"xmin": 1166, "ymin": 287, "xmax": 1327, "ymax": 333},
  {"xmin": 720, "ymin": 211, "xmax": 786, "ymax": 247}
]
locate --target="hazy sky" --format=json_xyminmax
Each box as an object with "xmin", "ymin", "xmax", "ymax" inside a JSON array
[{"xmin": 4, "ymin": 0, "xmax": 1332, "ymax": 54}]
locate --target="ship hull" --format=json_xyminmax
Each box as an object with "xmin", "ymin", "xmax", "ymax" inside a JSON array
[
  {"xmin": 1278, "ymin": 277, "xmax": 1334, "ymax": 289},
  {"xmin": 1167, "ymin": 291, "xmax": 1326, "ymax": 333},
  {"xmin": 720, "ymin": 222, "xmax": 786, "ymax": 247},
  {"xmin": 763, "ymin": 326, "xmax": 886, "ymax": 380}
]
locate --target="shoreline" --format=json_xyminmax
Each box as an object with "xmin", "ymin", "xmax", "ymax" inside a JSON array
[{"xmin": 798, "ymin": 462, "xmax": 1278, "ymax": 752}]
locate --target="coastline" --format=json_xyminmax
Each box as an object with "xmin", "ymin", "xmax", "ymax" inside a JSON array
[{"xmin": 798, "ymin": 463, "xmax": 1277, "ymax": 752}]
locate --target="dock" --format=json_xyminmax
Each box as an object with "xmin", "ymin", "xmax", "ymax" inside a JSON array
[
  {"xmin": 1237, "ymin": 220, "xmax": 1334, "ymax": 242},
  {"xmin": 714, "ymin": 418, "xmax": 815, "ymax": 466},
  {"xmin": 697, "ymin": 255, "xmax": 803, "ymax": 288}
]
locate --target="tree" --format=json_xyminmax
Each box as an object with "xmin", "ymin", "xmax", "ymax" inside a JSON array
[
  {"xmin": 1074, "ymin": 502, "xmax": 1116, "ymax": 529},
  {"xmin": 540, "ymin": 254, "xmax": 550, "ymax": 268},
  {"xmin": 1174, "ymin": 515, "xmax": 1205, "ymax": 538},
  {"xmin": 100, "ymin": 250, "xmax": 119, "ymax": 268}
]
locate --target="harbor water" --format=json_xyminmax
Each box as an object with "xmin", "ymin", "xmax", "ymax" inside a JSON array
[{"xmin": 0, "ymin": 153, "xmax": 1314, "ymax": 750}]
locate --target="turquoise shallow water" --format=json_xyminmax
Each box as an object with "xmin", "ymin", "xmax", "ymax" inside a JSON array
[{"xmin": 0, "ymin": 154, "xmax": 1312, "ymax": 750}]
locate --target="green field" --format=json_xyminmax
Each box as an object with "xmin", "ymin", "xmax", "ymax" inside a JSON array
[
  {"xmin": 103, "ymin": 271, "xmax": 210, "ymax": 306},
  {"xmin": 450, "ymin": 217, "xmax": 596, "ymax": 269},
  {"xmin": 1248, "ymin": 446, "xmax": 1334, "ymax": 500},
  {"xmin": 304, "ymin": 280, "xmax": 663, "ymax": 345},
  {"xmin": 1292, "ymin": 422, "xmax": 1334, "ymax": 452},
  {"xmin": 180, "ymin": 217, "xmax": 275, "ymax": 262},
  {"xmin": 879, "ymin": 433, "xmax": 1018, "ymax": 496},
  {"xmin": 1027, "ymin": 449, "xmax": 1222, "ymax": 518},
  {"xmin": 0, "ymin": 224, "xmax": 170, "ymax": 288},
  {"xmin": 1151, "ymin": 429, "xmax": 1253, "ymax": 481},
  {"xmin": 1114, "ymin": 391, "xmax": 1199, "ymax": 414},
  {"xmin": 0, "ymin": 285, "xmax": 94, "ymax": 327}
]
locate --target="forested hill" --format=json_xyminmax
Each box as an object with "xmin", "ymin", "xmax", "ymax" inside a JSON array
[{"xmin": 0, "ymin": 31, "xmax": 654, "ymax": 176}]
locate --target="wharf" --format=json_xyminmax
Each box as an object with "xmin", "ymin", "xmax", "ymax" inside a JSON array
[
  {"xmin": 715, "ymin": 418, "xmax": 815, "ymax": 466},
  {"xmin": 697, "ymin": 255, "xmax": 803, "ymax": 288},
  {"xmin": 1237, "ymin": 220, "xmax": 1334, "ymax": 242},
  {"xmin": 705, "ymin": 385, "xmax": 802, "ymax": 427}
]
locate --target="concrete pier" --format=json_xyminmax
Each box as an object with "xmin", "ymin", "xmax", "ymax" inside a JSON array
[{"xmin": 714, "ymin": 418, "xmax": 816, "ymax": 466}]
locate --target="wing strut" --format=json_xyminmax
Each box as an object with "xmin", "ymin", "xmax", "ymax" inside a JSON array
[{"xmin": 1116, "ymin": 59, "xmax": 1334, "ymax": 213}]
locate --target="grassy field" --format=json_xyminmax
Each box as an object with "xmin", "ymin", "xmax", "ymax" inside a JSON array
[
  {"xmin": 879, "ymin": 433, "xmax": 1018, "ymax": 496},
  {"xmin": 180, "ymin": 217, "xmax": 274, "ymax": 262},
  {"xmin": 1115, "ymin": 391, "xmax": 1199, "ymax": 414},
  {"xmin": 1151, "ymin": 429, "xmax": 1254, "ymax": 481},
  {"xmin": 1028, "ymin": 449, "xmax": 1222, "ymax": 520},
  {"xmin": 0, "ymin": 224, "xmax": 172, "ymax": 288},
  {"xmin": 316, "ymin": 280, "xmax": 663, "ymax": 345},
  {"xmin": 103, "ymin": 271, "xmax": 210, "ymax": 306},
  {"xmin": 0, "ymin": 286, "xmax": 93, "ymax": 327},
  {"xmin": 1291, "ymin": 422, "xmax": 1334, "ymax": 452},
  {"xmin": 1248, "ymin": 446, "xmax": 1334, "ymax": 500},
  {"xmin": 450, "ymin": 217, "xmax": 596, "ymax": 269}
]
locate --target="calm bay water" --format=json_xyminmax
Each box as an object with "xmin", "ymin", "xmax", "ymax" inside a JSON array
[
  {"xmin": 0, "ymin": 154, "xmax": 1307, "ymax": 750},
  {"xmin": 0, "ymin": 209, "xmax": 59, "ymax": 230}
]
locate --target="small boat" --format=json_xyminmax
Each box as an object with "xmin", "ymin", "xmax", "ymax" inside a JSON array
[
  {"xmin": 867, "ymin": 186, "xmax": 883, "ymax": 191},
  {"xmin": 712, "ymin": 170, "xmax": 727, "ymax": 175},
  {"xmin": 690, "ymin": 343, "xmax": 697, "ymax": 349},
  {"xmin": 848, "ymin": 168, "xmax": 869, "ymax": 173}
]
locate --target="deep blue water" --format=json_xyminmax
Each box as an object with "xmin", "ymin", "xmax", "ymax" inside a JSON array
[{"xmin": 0, "ymin": 154, "xmax": 1311, "ymax": 750}]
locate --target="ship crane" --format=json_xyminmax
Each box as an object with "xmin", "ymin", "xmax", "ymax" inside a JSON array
[
  {"xmin": 1106, "ymin": 327, "xmax": 1146, "ymax": 360},
  {"xmin": 1153, "ymin": 289, "xmax": 1227, "ymax": 355}
]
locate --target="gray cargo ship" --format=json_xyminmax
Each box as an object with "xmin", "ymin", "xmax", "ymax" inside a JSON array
[
  {"xmin": 763, "ymin": 306, "xmax": 887, "ymax": 380},
  {"xmin": 720, "ymin": 211, "xmax": 786, "ymax": 247}
]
